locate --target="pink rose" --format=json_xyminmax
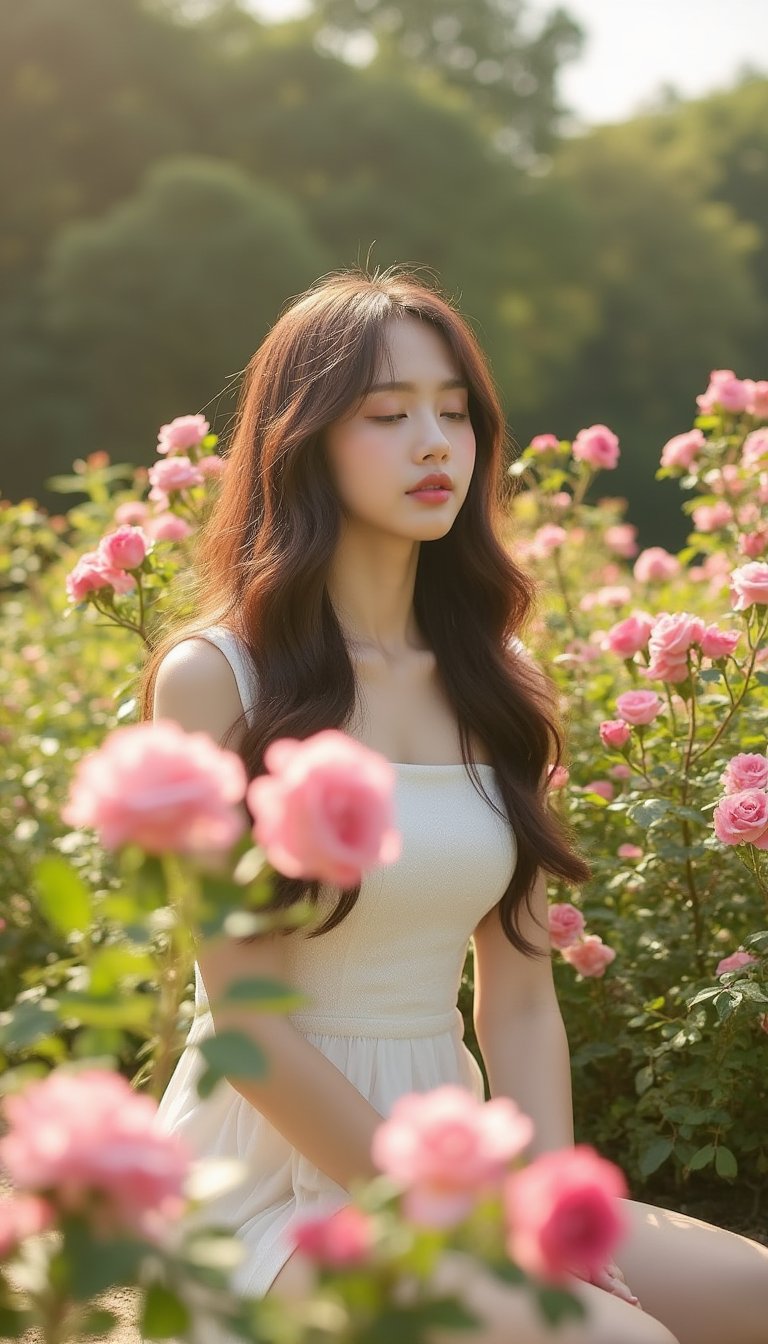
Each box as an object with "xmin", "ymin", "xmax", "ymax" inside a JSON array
[
  {"xmin": 584, "ymin": 779, "xmax": 615, "ymax": 802},
  {"xmin": 692, "ymin": 501, "xmax": 734, "ymax": 533},
  {"xmin": 0, "ymin": 1070, "xmax": 190, "ymax": 1242},
  {"xmin": 603, "ymin": 524, "xmax": 638, "ymax": 559},
  {"xmin": 742, "ymin": 429, "xmax": 768, "ymax": 470},
  {"xmin": 147, "ymin": 456, "xmax": 205, "ymax": 505},
  {"xmin": 97, "ymin": 524, "xmax": 149, "ymax": 572},
  {"xmin": 615, "ymin": 691, "xmax": 662, "ymax": 725},
  {"xmin": 65, "ymin": 550, "xmax": 136, "ymax": 603},
  {"xmin": 699, "ymin": 624, "xmax": 741, "ymax": 659},
  {"xmin": 599, "ymin": 720, "xmax": 631, "ymax": 750},
  {"xmin": 504, "ymin": 1145, "xmax": 628, "ymax": 1283},
  {"xmin": 713, "ymin": 789, "xmax": 768, "ymax": 849},
  {"xmin": 660, "ymin": 429, "xmax": 705, "ymax": 471},
  {"xmin": 530, "ymin": 524, "xmax": 567, "ymax": 558},
  {"xmin": 696, "ymin": 369, "xmax": 751, "ymax": 414},
  {"xmin": 546, "ymin": 764, "xmax": 570, "ymax": 790},
  {"xmin": 618, "ymin": 844, "xmax": 643, "ymax": 861},
  {"xmin": 548, "ymin": 902, "xmax": 586, "ymax": 950},
  {"xmin": 648, "ymin": 611, "xmax": 705, "ymax": 656},
  {"xmin": 551, "ymin": 491, "xmax": 571, "ymax": 511},
  {"xmin": 730, "ymin": 561, "xmax": 768, "ymax": 610},
  {"xmin": 372, "ymin": 1086, "xmax": 534, "ymax": 1228},
  {"xmin": 0, "ymin": 1193, "xmax": 55, "ymax": 1259},
  {"xmin": 702, "ymin": 466, "xmax": 745, "ymax": 498},
  {"xmin": 246, "ymin": 729, "xmax": 401, "ymax": 886},
  {"xmin": 561, "ymin": 934, "xmax": 617, "ymax": 978},
  {"xmin": 144, "ymin": 512, "xmax": 194, "ymax": 542},
  {"xmin": 197, "ymin": 454, "xmax": 227, "ymax": 479},
  {"xmin": 609, "ymin": 763, "xmax": 632, "ymax": 780},
  {"xmin": 290, "ymin": 1205, "xmax": 374, "ymax": 1267},
  {"xmin": 529, "ymin": 433, "xmax": 561, "ymax": 453},
  {"xmin": 739, "ymin": 530, "xmax": 768, "ymax": 559},
  {"xmin": 633, "ymin": 547, "xmax": 680, "ymax": 584},
  {"xmin": 721, "ymin": 753, "xmax": 768, "ymax": 795},
  {"xmin": 715, "ymin": 950, "xmax": 758, "ymax": 976},
  {"xmin": 606, "ymin": 612, "xmax": 654, "ymax": 658},
  {"xmin": 114, "ymin": 501, "xmax": 150, "ymax": 526},
  {"xmin": 62, "ymin": 719, "xmax": 248, "ymax": 856},
  {"xmin": 744, "ymin": 380, "xmax": 768, "ymax": 418},
  {"xmin": 572, "ymin": 425, "xmax": 620, "ymax": 470},
  {"xmin": 157, "ymin": 413, "xmax": 210, "ymax": 455}
]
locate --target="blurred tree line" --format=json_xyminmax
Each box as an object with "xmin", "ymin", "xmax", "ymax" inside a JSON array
[{"xmin": 1, "ymin": 0, "xmax": 766, "ymax": 544}]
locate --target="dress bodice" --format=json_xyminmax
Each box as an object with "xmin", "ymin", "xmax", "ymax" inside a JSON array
[{"xmin": 190, "ymin": 625, "xmax": 518, "ymax": 1038}]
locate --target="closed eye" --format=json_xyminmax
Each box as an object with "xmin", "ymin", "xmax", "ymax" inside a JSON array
[{"xmin": 368, "ymin": 413, "xmax": 468, "ymax": 423}]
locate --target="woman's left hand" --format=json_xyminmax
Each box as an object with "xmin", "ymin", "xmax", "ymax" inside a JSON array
[{"xmin": 587, "ymin": 1260, "xmax": 641, "ymax": 1308}]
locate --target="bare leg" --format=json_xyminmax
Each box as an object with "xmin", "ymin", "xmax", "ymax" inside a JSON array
[
  {"xmin": 268, "ymin": 1244, "xmax": 680, "ymax": 1344},
  {"xmin": 613, "ymin": 1197, "xmax": 768, "ymax": 1344}
]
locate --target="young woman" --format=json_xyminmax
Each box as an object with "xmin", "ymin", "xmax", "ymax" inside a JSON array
[{"xmin": 142, "ymin": 266, "xmax": 768, "ymax": 1344}]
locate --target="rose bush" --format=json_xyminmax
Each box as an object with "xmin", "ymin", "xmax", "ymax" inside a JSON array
[{"xmin": 2, "ymin": 375, "xmax": 768, "ymax": 1335}]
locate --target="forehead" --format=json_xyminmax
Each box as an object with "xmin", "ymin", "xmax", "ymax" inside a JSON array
[{"xmin": 375, "ymin": 314, "xmax": 461, "ymax": 382}]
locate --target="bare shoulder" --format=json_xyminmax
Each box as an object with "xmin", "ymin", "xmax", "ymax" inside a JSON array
[{"xmin": 153, "ymin": 636, "xmax": 246, "ymax": 752}]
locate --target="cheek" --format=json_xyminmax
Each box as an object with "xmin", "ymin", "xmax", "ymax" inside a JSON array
[{"xmin": 332, "ymin": 425, "xmax": 399, "ymax": 498}]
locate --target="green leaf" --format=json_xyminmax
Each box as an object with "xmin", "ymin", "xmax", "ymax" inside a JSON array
[
  {"xmin": 715, "ymin": 1146, "xmax": 738, "ymax": 1179},
  {"xmin": 635, "ymin": 1065, "xmax": 655, "ymax": 1096},
  {"xmin": 639, "ymin": 1137, "xmax": 674, "ymax": 1176},
  {"xmin": 688, "ymin": 1144, "xmax": 716, "ymax": 1171},
  {"xmin": 34, "ymin": 855, "xmax": 92, "ymax": 936},
  {"xmin": 57, "ymin": 991, "xmax": 154, "ymax": 1030},
  {"xmin": 141, "ymin": 1282, "xmax": 190, "ymax": 1338},
  {"xmin": 0, "ymin": 997, "xmax": 61, "ymax": 1051},
  {"xmin": 217, "ymin": 976, "xmax": 308, "ymax": 1013},
  {"xmin": 627, "ymin": 799, "xmax": 671, "ymax": 828},
  {"xmin": 197, "ymin": 1030, "xmax": 268, "ymax": 1099},
  {"xmin": 78, "ymin": 1309, "xmax": 120, "ymax": 1338},
  {"xmin": 536, "ymin": 1286, "xmax": 586, "ymax": 1327}
]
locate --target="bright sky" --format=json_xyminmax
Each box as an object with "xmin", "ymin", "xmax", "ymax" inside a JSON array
[{"xmin": 246, "ymin": 0, "xmax": 768, "ymax": 127}]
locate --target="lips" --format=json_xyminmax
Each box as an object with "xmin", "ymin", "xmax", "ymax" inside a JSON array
[{"xmin": 407, "ymin": 474, "xmax": 453, "ymax": 492}]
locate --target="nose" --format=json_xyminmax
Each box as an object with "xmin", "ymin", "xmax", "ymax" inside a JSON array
[{"xmin": 420, "ymin": 411, "xmax": 452, "ymax": 456}]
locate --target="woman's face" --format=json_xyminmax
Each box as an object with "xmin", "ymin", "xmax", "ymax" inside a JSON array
[{"xmin": 324, "ymin": 315, "xmax": 477, "ymax": 539}]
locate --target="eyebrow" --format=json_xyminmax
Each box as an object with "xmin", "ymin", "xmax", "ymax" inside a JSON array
[{"xmin": 368, "ymin": 379, "xmax": 468, "ymax": 392}]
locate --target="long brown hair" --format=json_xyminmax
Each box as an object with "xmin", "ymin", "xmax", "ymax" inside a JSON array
[{"xmin": 139, "ymin": 263, "xmax": 590, "ymax": 953}]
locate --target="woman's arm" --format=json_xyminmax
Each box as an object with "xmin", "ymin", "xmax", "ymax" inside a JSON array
[
  {"xmin": 471, "ymin": 868, "xmax": 574, "ymax": 1157},
  {"xmin": 153, "ymin": 641, "xmax": 384, "ymax": 1191}
]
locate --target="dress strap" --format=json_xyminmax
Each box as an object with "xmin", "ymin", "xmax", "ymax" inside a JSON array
[{"xmin": 195, "ymin": 625, "xmax": 259, "ymax": 722}]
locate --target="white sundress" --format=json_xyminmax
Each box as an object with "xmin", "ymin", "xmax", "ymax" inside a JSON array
[{"xmin": 153, "ymin": 624, "xmax": 519, "ymax": 1316}]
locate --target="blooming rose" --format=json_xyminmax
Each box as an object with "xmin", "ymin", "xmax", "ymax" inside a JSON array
[
  {"xmin": 583, "ymin": 779, "xmax": 615, "ymax": 802},
  {"xmin": 740, "ymin": 530, "xmax": 768, "ymax": 559},
  {"xmin": 572, "ymin": 425, "xmax": 620, "ymax": 470},
  {"xmin": 603, "ymin": 524, "xmax": 638, "ymax": 559},
  {"xmin": 660, "ymin": 429, "xmax": 705, "ymax": 471},
  {"xmin": 743, "ymin": 380, "xmax": 768, "ymax": 417},
  {"xmin": 0, "ymin": 1070, "xmax": 190, "ymax": 1242},
  {"xmin": 0, "ymin": 1193, "xmax": 55, "ymax": 1259},
  {"xmin": 197, "ymin": 454, "xmax": 227, "ymax": 479},
  {"xmin": 546, "ymin": 764, "xmax": 570, "ymax": 790},
  {"xmin": 114, "ymin": 501, "xmax": 150, "ymax": 526},
  {"xmin": 713, "ymin": 789, "xmax": 768, "ymax": 849},
  {"xmin": 699, "ymin": 624, "xmax": 741, "ymax": 659},
  {"xmin": 372, "ymin": 1086, "xmax": 533, "ymax": 1228},
  {"xmin": 65, "ymin": 550, "xmax": 136, "ymax": 603},
  {"xmin": 742, "ymin": 429, "xmax": 768, "ymax": 470},
  {"xmin": 530, "ymin": 524, "xmax": 567, "ymax": 558},
  {"xmin": 548, "ymin": 903, "xmax": 586, "ymax": 950},
  {"xmin": 599, "ymin": 720, "xmax": 631, "ymax": 750},
  {"xmin": 643, "ymin": 611, "xmax": 705, "ymax": 683},
  {"xmin": 144, "ymin": 512, "xmax": 194, "ymax": 542},
  {"xmin": 97, "ymin": 524, "xmax": 149, "ymax": 572},
  {"xmin": 290, "ymin": 1206, "xmax": 374, "ymax": 1267},
  {"xmin": 615, "ymin": 691, "xmax": 662, "ymax": 725},
  {"xmin": 147, "ymin": 455, "xmax": 205, "ymax": 506},
  {"xmin": 62, "ymin": 719, "xmax": 248, "ymax": 855},
  {"xmin": 561, "ymin": 935, "xmax": 617, "ymax": 978},
  {"xmin": 157, "ymin": 413, "xmax": 210, "ymax": 455},
  {"xmin": 529, "ymin": 433, "xmax": 561, "ymax": 453},
  {"xmin": 247, "ymin": 729, "xmax": 401, "ymax": 886},
  {"xmin": 721, "ymin": 753, "xmax": 768, "ymax": 795},
  {"xmin": 605, "ymin": 612, "xmax": 654, "ymax": 658},
  {"xmin": 692, "ymin": 501, "xmax": 734, "ymax": 533},
  {"xmin": 633, "ymin": 548, "xmax": 680, "ymax": 584},
  {"xmin": 730, "ymin": 561, "xmax": 768, "ymax": 610},
  {"xmin": 703, "ymin": 465, "xmax": 745, "ymax": 498},
  {"xmin": 696, "ymin": 369, "xmax": 751, "ymax": 414},
  {"xmin": 618, "ymin": 844, "xmax": 643, "ymax": 861},
  {"xmin": 504, "ymin": 1145, "xmax": 628, "ymax": 1283},
  {"xmin": 715, "ymin": 950, "xmax": 758, "ymax": 976}
]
